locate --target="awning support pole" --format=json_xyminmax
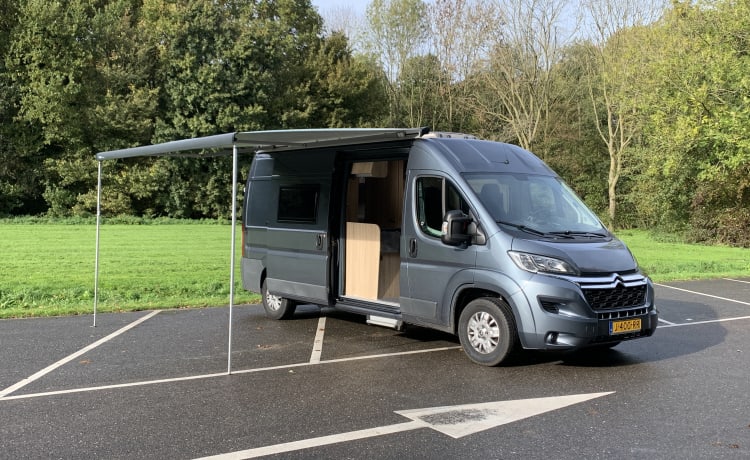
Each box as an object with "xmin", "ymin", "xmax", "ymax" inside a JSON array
[
  {"xmin": 93, "ymin": 160, "xmax": 103, "ymax": 327},
  {"xmin": 227, "ymin": 144, "xmax": 238, "ymax": 374}
]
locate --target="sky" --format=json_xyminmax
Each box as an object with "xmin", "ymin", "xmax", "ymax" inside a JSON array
[
  {"xmin": 310, "ymin": 0, "xmax": 369, "ymax": 41},
  {"xmin": 311, "ymin": 0, "xmax": 368, "ymax": 17}
]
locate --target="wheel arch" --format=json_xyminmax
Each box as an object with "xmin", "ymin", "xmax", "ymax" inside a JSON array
[
  {"xmin": 456, "ymin": 296, "xmax": 520, "ymax": 366},
  {"xmin": 241, "ymin": 256, "xmax": 266, "ymax": 294},
  {"xmin": 450, "ymin": 272, "xmax": 536, "ymax": 349}
]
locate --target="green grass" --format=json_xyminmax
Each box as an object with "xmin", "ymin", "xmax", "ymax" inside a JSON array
[
  {"xmin": 0, "ymin": 222, "xmax": 259, "ymax": 319},
  {"xmin": 1, "ymin": 223, "xmax": 748, "ymax": 319},
  {"xmin": 616, "ymin": 229, "xmax": 750, "ymax": 282}
]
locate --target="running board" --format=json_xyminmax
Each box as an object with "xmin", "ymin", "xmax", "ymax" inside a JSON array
[{"xmin": 367, "ymin": 315, "xmax": 404, "ymax": 331}]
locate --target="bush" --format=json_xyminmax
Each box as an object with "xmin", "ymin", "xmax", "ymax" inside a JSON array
[{"xmin": 714, "ymin": 208, "xmax": 750, "ymax": 247}]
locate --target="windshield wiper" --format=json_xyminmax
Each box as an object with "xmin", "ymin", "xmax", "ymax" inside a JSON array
[
  {"xmin": 495, "ymin": 220, "xmax": 546, "ymax": 237},
  {"xmin": 496, "ymin": 221, "xmax": 605, "ymax": 239},
  {"xmin": 547, "ymin": 230, "xmax": 608, "ymax": 238}
]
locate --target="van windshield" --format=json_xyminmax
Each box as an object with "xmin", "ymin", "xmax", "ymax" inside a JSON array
[{"xmin": 464, "ymin": 173, "xmax": 606, "ymax": 236}]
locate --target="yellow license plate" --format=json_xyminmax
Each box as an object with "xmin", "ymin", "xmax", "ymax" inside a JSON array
[{"xmin": 610, "ymin": 318, "xmax": 642, "ymax": 335}]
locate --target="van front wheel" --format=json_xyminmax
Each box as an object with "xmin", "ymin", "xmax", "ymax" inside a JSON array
[
  {"xmin": 261, "ymin": 280, "xmax": 297, "ymax": 320},
  {"xmin": 458, "ymin": 297, "xmax": 519, "ymax": 366}
]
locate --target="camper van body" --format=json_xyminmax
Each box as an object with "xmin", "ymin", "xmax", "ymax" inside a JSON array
[{"xmin": 241, "ymin": 134, "xmax": 657, "ymax": 365}]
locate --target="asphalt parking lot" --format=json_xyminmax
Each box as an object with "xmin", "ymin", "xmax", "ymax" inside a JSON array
[{"xmin": 1, "ymin": 279, "xmax": 749, "ymax": 459}]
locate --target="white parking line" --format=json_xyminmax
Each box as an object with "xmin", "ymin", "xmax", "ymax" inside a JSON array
[
  {"xmin": 656, "ymin": 315, "xmax": 750, "ymax": 328},
  {"xmin": 724, "ymin": 278, "xmax": 750, "ymax": 285},
  {"xmin": 658, "ymin": 318, "xmax": 677, "ymax": 326},
  {"xmin": 196, "ymin": 421, "xmax": 425, "ymax": 459},
  {"xmin": 655, "ymin": 283, "xmax": 750, "ymax": 306},
  {"xmin": 0, "ymin": 310, "xmax": 161, "ymax": 398},
  {"xmin": 0, "ymin": 345, "xmax": 461, "ymax": 402},
  {"xmin": 309, "ymin": 316, "xmax": 326, "ymax": 364}
]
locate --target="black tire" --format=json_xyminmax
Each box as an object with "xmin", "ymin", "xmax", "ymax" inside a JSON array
[
  {"xmin": 458, "ymin": 297, "xmax": 519, "ymax": 366},
  {"xmin": 261, "ymin": 280, "xmax": 297, "ymax": 320}
]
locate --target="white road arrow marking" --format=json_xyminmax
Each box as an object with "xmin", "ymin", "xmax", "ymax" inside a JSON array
[
  {"xmin": 395, "ymin": 392, "xmax": 614, "ymax": 438},
  {"xmin": 194, "ymin": 392, "xmax": 614, "ymax": 459}
]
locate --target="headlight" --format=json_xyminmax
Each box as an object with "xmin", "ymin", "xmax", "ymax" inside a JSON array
[{"xmin": 508, "ymin": 251, "xmax": 578, "ymax": 275}]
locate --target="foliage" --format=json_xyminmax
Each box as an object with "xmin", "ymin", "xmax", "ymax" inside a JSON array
[
  {"xmin": 630, "ymin": 0, "xmax": 750, "ymax": 244},
  {"xmin": 428, "ymin": 0, "xmax": 498, "ymax": 132},
  {"xmin": 1, "ymin": 0, "xmax": 749, "ymax": 247},
  {"xmin": 0, "ymin": 0, "xmax": 384, "ymax": 218},
  {"xmin": 471, "ymin": 0, "xmax": 571, "ymax": 152},
  {"xmin": 303, "ymin": 31, "xmax": 388, "ymax": 127},
  {"xmin": 0, "ymin": 1, "xmax": 52, "ymax": 215},
  {"xmin": 363, "ymin": 0, "xmax": 430, "ymax": 126}
]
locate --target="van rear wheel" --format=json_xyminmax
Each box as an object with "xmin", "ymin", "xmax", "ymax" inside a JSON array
[
  {"xmin": 458, "ymin": 297, "xmax": 519, "ymax": 366},
  {"xmin": 261, "ymin": 280, "xmax": 297, "ymax": 320}
]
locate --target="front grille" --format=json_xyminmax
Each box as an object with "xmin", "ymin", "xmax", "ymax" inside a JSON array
[
  {"xmin": 583, "ymin": 283, "xmax": 647, "ymax": 310},
  {"xmin": 597, "ymin": 307, "xmax": 648, "ymax": 320}
]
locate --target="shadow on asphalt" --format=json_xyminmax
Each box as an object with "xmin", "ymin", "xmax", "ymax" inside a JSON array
[
  {"xmin": 549, "ymin": 299, "xmax": 726, "ymax": 368},
  {"xmin": 245, "ymin": 296, "xmax": 728, "ymax": 369}
]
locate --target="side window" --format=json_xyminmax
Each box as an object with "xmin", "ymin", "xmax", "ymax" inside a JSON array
[
  {"xmin": 277, "ymin": 184, "xmax": 319, "ymax": 223},
  {"xmin": 445, "ymin": 181, "xmax": 470, "ymax": 215},
  {"xmin": 416, "ymin": 177, "xmax": 469, "ymax": 238}
]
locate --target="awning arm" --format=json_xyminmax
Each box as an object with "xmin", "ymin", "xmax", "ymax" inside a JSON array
[
  {"xmin": 227, "ymin": 144, "xmax": 238, "ymax": 374},
  {"xmin": 93, "ymin": 160, "xmax": 103, "ymax": 327}
]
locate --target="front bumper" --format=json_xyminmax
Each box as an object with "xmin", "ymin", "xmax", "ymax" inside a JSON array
[
  {"xmin": 516, "ymin": 272, "xmax": 658, "ymax": 350},
  {"xmin": 542, "ymin": 308, "xmax": 658, "ymax": 349}
]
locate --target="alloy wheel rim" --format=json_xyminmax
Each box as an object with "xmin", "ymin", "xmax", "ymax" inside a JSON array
[
  {"xmin": 266, "ymin": 292, "xmax": 282, "ymax": 311},
  {"xmin": 467, "ymin": 311, "xmax": 500, "ymax": 354}
]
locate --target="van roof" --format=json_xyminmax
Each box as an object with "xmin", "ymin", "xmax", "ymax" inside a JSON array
[
  {"xmin": 422, "ymin": 137, "xmax": 557, "ymax": 176},
  {"xmin": 95, "ymin": 128, "xmax": 424, "ymax": 161}
]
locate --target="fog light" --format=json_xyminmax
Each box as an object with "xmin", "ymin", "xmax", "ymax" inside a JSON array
[
  {"xmin": 546, "ymin": 332, "xmax": 559, "ymax": 344},
  {"xmin": 540, "ymin": 300, "xmax": 562, "ymax": 314}
]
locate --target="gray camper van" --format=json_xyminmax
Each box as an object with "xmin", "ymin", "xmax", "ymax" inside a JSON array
[{"xmin": 241, "ymin": 129, "xmax": 657, "ymax": 366}]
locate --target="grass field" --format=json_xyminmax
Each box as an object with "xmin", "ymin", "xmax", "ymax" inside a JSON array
[
  {"xmin": 616, "ymin": 230, "xmax": 750, "ymax": 281},
  {"xmin": 1, "ymin": 222, "xmax": 748, "ymax": 319},
  {"xmin": 0, "ymin": 222, "xmax": 259, "ymax": 319}
]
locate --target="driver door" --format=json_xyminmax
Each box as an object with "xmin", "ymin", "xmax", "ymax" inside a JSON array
[{"xmin": 400, "ymin": 173, "xmax": 476, "ymax": 326}]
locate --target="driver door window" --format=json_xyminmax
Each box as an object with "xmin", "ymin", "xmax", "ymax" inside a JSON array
[{"xmin": 416, "ymin": 177, "xmax": 469, "ymax": 238}]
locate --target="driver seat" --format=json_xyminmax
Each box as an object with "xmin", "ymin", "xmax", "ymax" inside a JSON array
[{"xmin": 480, "ymin": 183, "xmax": 506, "ymax": 221}]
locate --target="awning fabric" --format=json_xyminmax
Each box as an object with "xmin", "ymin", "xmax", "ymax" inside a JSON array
[
  {"xmin": 96, "ymin": 128, "xmax": 424, "ymax": 161},
  {"xmin": 93, "ymin": 128, "xmax": 423, "ymax": 374}
]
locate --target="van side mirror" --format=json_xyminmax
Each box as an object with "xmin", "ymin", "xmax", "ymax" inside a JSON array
[{"xmin": 441, "ymin": 210, "xmax": 473, "ymax": 246}]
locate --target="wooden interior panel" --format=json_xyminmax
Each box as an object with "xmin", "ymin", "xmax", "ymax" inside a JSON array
[
  {"xmin": 365, "ymin": 160, "xmax": 404, "ymax": 229},
  {"xmin": 344, "ymin": 159, "xmax": 405, "ymax": 303},
  {"xmin": 345, "ymin": 222, "xmax": 380, "ymax": 299},
  {"xmin": 378, "ymin": 253, "xmax": 400, "ymax": 300},
  {"xmin": 351, "ymin": 161, "xmax": 388, "ymax": 177}
]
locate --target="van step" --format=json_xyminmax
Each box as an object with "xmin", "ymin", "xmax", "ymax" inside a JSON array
[{"xmin": 367, "ymin": 315, "xmax": 404, "ymax": 330}]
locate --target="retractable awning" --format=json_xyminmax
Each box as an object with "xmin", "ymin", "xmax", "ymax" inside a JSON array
[
  {"xmin": 96, "ymin": 128, "xmax": 424, "ymax": 160},
  {"xmin": 93, "ymin": 128, "xmax": 423, "ymax": 374}
]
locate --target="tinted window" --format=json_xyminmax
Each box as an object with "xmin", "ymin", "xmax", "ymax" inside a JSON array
[
  {"xmin": 278, "ymin": 185, "xmax": 319, "ymax": 223},
  {"xmin": 465, "ymin": 173, "xmax": 604, "ymax": 233},
  {"xmin": 416, "ymin": 177, "xmax": 469, "ymax": 238}
]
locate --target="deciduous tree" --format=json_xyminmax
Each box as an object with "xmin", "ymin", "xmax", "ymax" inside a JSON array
[
  {"xmin": 363, "ymin": 0, "xmax": 429, "ymax": 126},
  {"xmin": 633, "ymin": 0, "xmax": 750, "ymax": 244},
  {"xmin": 579, "ymin": 0, "xmax": 664, "ymax": 229},
  {"xmin": 470, "ymin": 0, "xmax": 572, "ymax": 151}
]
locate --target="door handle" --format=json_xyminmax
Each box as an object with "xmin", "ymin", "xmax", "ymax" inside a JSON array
[
  {"xmin": 316, "ymin": 233, "xmax": 325, "ymax": 250},
  {"xmin": 408, "ymin": 238, "xmax": 417, "ymax": 258}
]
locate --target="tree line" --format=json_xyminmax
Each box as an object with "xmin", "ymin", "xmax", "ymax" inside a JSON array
[{"xmin": 1, "ymin": 0, "xmax": 748, "ymax": 246}]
